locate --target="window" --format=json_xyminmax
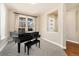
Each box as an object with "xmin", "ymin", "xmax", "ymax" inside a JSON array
[
  {"xmin": 27, "ymin": 18, "xmax": 33, "ymax": 31},
  {"xmin": 47, "ymin": 17, "xmax": 55, "ymax": 32},
  {"xmin": 19, "ymin": 17, "xmax": 26, "ymax": 28},
  {"xmin": 47, "ymin": 10, "xmax": 58, "ymax": 32},
  {"xmin": 15, "ymin": 14, "xmax": 35, "ymax": 32}
]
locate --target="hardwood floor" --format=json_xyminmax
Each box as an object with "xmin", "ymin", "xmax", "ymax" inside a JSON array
[{"xmin": 64, "ymin": 41, "xmax": 79, "ymax": 56}]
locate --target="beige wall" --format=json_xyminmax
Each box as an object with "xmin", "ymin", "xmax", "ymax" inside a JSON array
[
  {"xmin": 9, "ymin": 11, "xmax": 16, "ymax": 32},
  {"xmin": 40, "ymin": 4, "xmax": 64, "ymax": 48},
  {"xmin": 77, "ymin": 11, "xmax": 79, "ymax": 32},
  {"xmin": 0, "ymin": 4, "xmax": 1, "ymax": 40},
  {"xmin": 0, "ymin": 4, "xmax": 9, "ymax": 51},
  {"xmin": 35, "ymin": 16, "xmax": 40, "ymax": 32},
  {"xmin": 63, "ymin": 4, "xmax": 79, "ymax": 48},
  {"xmin": 0, "ymin": 4, "xmax": 9, "ymax": 40}
]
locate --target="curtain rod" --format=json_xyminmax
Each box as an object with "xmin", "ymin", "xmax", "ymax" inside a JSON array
[{"xmin": 14, "ymin": 12, "xmax": 38, "ymax": 18}]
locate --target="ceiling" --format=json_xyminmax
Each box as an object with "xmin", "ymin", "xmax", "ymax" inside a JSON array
[{"xmin": 6, "ymin": 3, "xmax": 59, "ymax": 16}]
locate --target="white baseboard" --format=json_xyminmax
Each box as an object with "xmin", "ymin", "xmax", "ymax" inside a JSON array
[
  {"xmin": 67, "ymin": 40, "xmax": 79, "ymax": 44},
  {"xmin": 63, "ymin": 46, "xmax": 66, "ymax": 49},
  {"xmin": 0, "ymin": 36, "xmax": 9, "ymax": 52},
  {"xmin": 0, "ymin": 40, "xmax": 8, "ymax": 52},
  {"xmin": 1, "ymin": 36, "xmax": 6, "ymax": 40},
  {"xmin": 1, "ymin": 35, "xmax": 9, "ymax": 40},
  {"xmin": 41, "ymin": 37, "xmax": 66, "ymax": 49}
]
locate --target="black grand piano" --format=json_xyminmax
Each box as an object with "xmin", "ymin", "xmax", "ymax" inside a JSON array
[{"xmin": 13, "ymin": 31, "xmax": 40, "ymax": 54}]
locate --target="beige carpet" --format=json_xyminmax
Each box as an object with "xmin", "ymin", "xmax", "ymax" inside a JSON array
[{"xmin": 0, "ymin": 39, "xmax": 67, "ymax": 56}]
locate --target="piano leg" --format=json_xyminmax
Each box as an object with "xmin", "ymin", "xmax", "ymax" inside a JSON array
[
  {"xmin": 18, "ymin": 43, "xmax": 20, "ymax": 53},
  {"xmin": 24, "ymin": 44, "xmax": 26, "ymax": 53},
  {"xmin": 36, "ymin": 43, "xmax": 37, "ymax": 47},
  {"xmin": 36, "ymin": 38, "xmax": 37, "ymax": 47},
  {"xmin": 27, "ymin": 46, "xmax": 29, "ymax": 55},
  {"xmin": 39, "ymin": 41, "xmax": 40, "ymax": 48}
]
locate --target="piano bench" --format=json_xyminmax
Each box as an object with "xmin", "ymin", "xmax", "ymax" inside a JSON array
[{"xmin": 24, "ymin": 40, "xmax": 40, "ymax": 55}]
